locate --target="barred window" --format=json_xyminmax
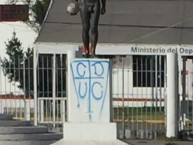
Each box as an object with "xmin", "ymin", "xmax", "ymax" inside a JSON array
[{"xmin": 133, "ymin": 55, "xmax": 165, "ymax": 87}]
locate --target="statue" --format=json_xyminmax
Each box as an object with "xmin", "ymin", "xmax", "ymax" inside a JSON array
[{"xmin": 68, "ymin": 0, "xmax": 106, "ymax": 58}]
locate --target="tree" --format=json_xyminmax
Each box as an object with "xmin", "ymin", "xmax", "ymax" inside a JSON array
[
  {"xmin": 1, "ymin": 32, "xmax": 33, "ymax": 96},
  {"xmin": 32, "ymin": 0, "xmax": 51, "ymax": 25},
  {"xmin": 1, "ymin": 32, "xmax": 67, "ymax": 97}
]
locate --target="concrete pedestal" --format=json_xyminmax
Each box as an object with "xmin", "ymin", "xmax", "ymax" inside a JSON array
[
  {"xmin": 51, "ymin": 139, "xmax": 129, "ymax": 145},
  {"xmin": 51, "ymin": 122, "xmax": 129, "ymax": 145},
  {"xmin": 63, "ymin": 122, "xmax": 117, "ymax": 140},
  {"xmin": 51, "ymin": 57, "xmax": 129, "ymax": 145}
]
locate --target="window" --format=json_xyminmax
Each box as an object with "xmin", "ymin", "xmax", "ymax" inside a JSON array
[
  {"xmin": 133, "ymin": 55, "xmax": 165, "ymax": 87},
  {"xmin": 0, "ymin": 5, "xmax": 28, "ymax": 21}
]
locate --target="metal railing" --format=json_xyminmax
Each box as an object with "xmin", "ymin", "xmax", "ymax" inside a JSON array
[
  {"xmin": 112, "ymin": 55, "xmax": 166, "ymax": 139},
  {"xmin": 37, "ymin": 97, "xmax": 67, "ymax": 127},
  {"xmin": 179, "ymin": 57, "xmax": 193, "ymax": 133},
  {"xmin": 0, "ymin": 54, "xmax": 34, "ymax": 120},
  {"xmin": 1, "ymin": 53, "xmax": 193, "ymax": 139}
]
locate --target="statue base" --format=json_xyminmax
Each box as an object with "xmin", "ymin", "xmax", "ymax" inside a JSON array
[
  {"xmin": 50, "ymin": 122, "xmax": 129, "ymax": 145},
  {"xmin": 63, "ymin": 122, "xmax": 117, "ymax": 140},
  {"xmin": 50, "ymin": 139, "xmax": 129, "ymax": 145}
]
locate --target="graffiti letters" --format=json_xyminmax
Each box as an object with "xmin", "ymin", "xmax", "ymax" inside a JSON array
[{"xmin": 71, "ymin": 59, "xmax": 109, "ymax": 121}]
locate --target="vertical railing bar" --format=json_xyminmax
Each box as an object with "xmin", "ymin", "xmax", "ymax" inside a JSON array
[
  {"xmin": 15, "ymin": 56, "xmax": 18, "ymax": 119},
  {"xmin": 44, "ymin": 55, "xmax": 49, "ymax": 123},
  {"xmin": 28, "ymin": 56, "xmax": 34, "ymax": 120},
  {"xmin": 117, "ymin": 68, "xmax": 119, "ymax": 121},
  {"xmin": 37, "ymin": 98, "xmax": 40, "ymax": 122},
  {"xmin": 61, "ymin": 54, "xmax": 64, "ymax": 124},
  {"xmin": 33, "ymin": 50, "xmax": 38, "ymax": 125},
  {"xmin": 150, "ymin": 56, "xmax": 153, "ymax": 133},
  {"xmin": 164, "ymin": 55, "xmax": 167, "ymax": 132},
  {"xmin": 57, "ymin": 56, "xmax": 60, "ymax": 123},
  {"xmin": 23, "ymin": 56, "xmax": 26, "ymax": 120},
  {"xmin": 56, "ymin": 55, "xmax": 58, "ymax": 99},
  {"xmin": 139, "ymin": 56, "xmax": 142, "ymax": 130},
  {"xmin": 142, "ymin": 56, "xmax": 145, "ymax": 135},
  {"xmin": 45, "ymin": 99, "xmax": 47, "ymax": 122},
  {"xmin": 4, "ymin": 62, "xmax": 7, "ymax": 114},
  {"xmin": 18, "ymin": 56, "xmax": 21, "ymax": 119},
  {"xmin": 52, "ymin": 54, "xmax": 56, "ymax": 127},
  {"xmin": 38, "ymin": 56, "xmax": 41, "ymax": 123},
  {"xmin": 42, "ymin": 56, "xmax": 45, "ymax": 99},
  {"xmin": 136, "ymin": 56, "xmax": 141, "ymax": 131},
  {"xmin": 49, "ymin": 100, "xmax": 52, "ymax": 123},
  {"xmin": 182, "ymin": 57, "xmax": 187, "ymax": 130},
  {"xmin": 47, "ymin": 55, "xmax": 50, "ymax": 123},
  {"xmin": 42, "ymin": 55, "xmax": 45, "ymax": 98},
  {"xmin": 186, "ymin": 70, "xmax": 189, "ymax": 130},
  {"xmin": 36, "ymin": 54, "xmax": 42, "ymax": 123},
  {"xmin": 55, "ymin": 55, "xmax": 57, "ymax": 125},
  {"xmin": 56, "ymin": 56, "xmax": 58, "ymax": 125},
  {"xmin": 155, "ymin": 55, "xmax": 158, "ymax": 132},
  {"xmin": 116, "ymin": 69, "xmax": 119, "ymax": 131},
  {"xmin": 3, "ymin": 55, "xmax": 7, "ymax": 115},
  {"xmin": 112, "ymin": 68, "xmax": 116, "ymax": 121},
  {"xmin": 145, "ymin": 56, "xmax": 148, "ymax": 132},
  {"xmin": 139, "ymin": 56, "xmax": 142, "ymax": 131},
  {"xmin": 62, "ymin": 54, "xmax": 66, "ymax": 123},
  {"xmin": 61, "ymin": 99, "xmax": 65, "ymax": 123},
  {"xmin": 126, "ymin": 59, "xmax": 130, "ymax": 132},
  {"xmin": 121, "ymin": 57, "xmax": 125, "ymax": 139},
  {"xmin": 8, "ymin": 55, "xmax": 11, "ymax": 116},
  {"xmin": 118, "ymin": 69, "xmax": 120, "ymax": 122},
  {"xmin": 48, "ymin": 55, "xmax": 51, "ymax": 122},
  {"xmin": 158, "ymin": 56, "xmax": 162, "ymax": 131},
  {"xmin": 26, "ymin": 57, "xmax": 30, "ymax": 119},
  {"xmin": 13, "ymin": 53, "xmax": 17, "ymax": 119},
  {"xmin": 132, "ymin": 57, "xmax": 136, "ymax": 131},
  {"xmin": 17, "ymin": 57, "xmax": 20, "ymax": 119},
  {"xmin": 57, "ymin": 100, "xmax": 59, "ymax": 124},
  {"xmin": 132, "ymin": 56, "xmax": 137, "ymax": 131},
  {"xmin": 191, "ymin": 60, "xmax": 193, "ymax": 131},
  {"xmin": 177, "ymin": 56, "xmax": 181, "ymax": 131},
  {"xmin": 115, "ymin": 68, "xmax": 118, "ymax": 128}
]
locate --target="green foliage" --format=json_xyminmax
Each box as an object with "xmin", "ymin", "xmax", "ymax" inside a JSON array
[
  {"xmin": 1, "ymin": 32, "xmax": 67, "ymax": 97},
  {"xmin": 113, "ymin": 106, "xmax": 165, "ymax": 121},
  {"xmin": 1, "ymin": 32, "xmax": 33, "ymax": 96},
  {"xmin": 32, "ymin": 0, "xmax": 51, "ymax": 25}
]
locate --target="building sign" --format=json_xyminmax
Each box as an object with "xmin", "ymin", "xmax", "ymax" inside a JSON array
[
  {"xmin": 131, "ymin": 46, "xmax": 193, "ymax": 55},
  {"xmin": 96, "ymin": 44, "xmax": 193, "ymax": 56}
]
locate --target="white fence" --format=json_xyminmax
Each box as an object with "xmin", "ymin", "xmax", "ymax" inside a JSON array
[{"xmin": 0, "ymin": 54, "xmax": 34, "ymax": 120}]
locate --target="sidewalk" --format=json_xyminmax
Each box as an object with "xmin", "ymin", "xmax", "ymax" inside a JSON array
[{"xmin": 123, "ymin": 140, "xmax": 193, "ymax": 145}]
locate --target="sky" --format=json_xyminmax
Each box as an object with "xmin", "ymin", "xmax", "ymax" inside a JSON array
[{"xmin": 0, "ymin": 22, "xmax": 37, "ymax": 57}]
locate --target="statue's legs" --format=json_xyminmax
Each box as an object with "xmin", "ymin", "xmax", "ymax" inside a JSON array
[
  {"xmin": 90, "ymin": 2, "xmax": 100, "ymax": 56},
  {"xmin": 80, "ymin": 6, "xmax": 91, "ymax": 58}
]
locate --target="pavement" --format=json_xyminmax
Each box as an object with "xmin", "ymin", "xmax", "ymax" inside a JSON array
[
  {"xmin": 123, "ymin": 140, "xmax": 193, "ymax": 145},
  {"xmin": 49, "ymin": 138, "xmax": 193, "ymax": 145}
]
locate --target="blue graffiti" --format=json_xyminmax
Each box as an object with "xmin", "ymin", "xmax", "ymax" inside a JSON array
[
  {"xmin": 70, "ymin": 59, "xmax": 109, "ymax": 121},
  {"xmin": 92, "ymin": 82, "xmax": 103, "ymax": 100}
]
